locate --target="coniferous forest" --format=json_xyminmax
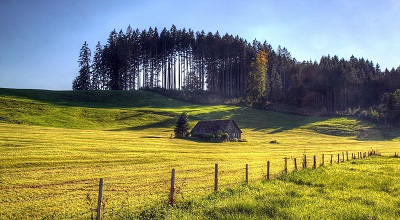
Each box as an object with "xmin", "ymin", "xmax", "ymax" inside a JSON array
[{"xmin": 73, "ymin": 25, "xmax": 400, "ymax": 125}]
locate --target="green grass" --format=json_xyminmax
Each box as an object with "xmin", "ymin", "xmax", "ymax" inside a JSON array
[
  {"xmin": 134, "ymin": 156, "xmax": 400, "ymax": 220},
  {"xmin": 300, "ymin": 117, "xmax": 368, "ymax": 136},
  {"xmin": 0, "ymin": 88, "xmax": 400, "ymax": 219}
]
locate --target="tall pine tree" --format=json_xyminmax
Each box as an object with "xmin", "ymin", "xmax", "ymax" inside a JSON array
[
  {"xmin": 72, "ymin": 41, "xmax": 91, "ymax": 90},
  {"xmin": 91, "ymin": 41, "xmax": 104, "ymax": 90},
  {"xmin": 270, "ymin": 64, "xmax": 283, "ymax": 104}
]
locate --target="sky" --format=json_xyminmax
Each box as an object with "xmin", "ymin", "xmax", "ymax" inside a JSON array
[{"xmin": 0, "ymin": 0, "xmax": 399, "ymax": 90}]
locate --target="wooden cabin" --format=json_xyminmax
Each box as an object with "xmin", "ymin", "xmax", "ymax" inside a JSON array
[{"xmin": 190, "ymin": 120, "xmax": 242, "ymax": 139}]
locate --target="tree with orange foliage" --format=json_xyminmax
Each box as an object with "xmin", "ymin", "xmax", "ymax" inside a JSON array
[{"xmin": 245, "ymin": 50, "xmax": 268, "ymax": 102}]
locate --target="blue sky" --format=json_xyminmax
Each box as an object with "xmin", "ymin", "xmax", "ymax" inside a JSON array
[{"xmin": 1, "ymin": 0, "xmax": 399, "ymax": 90}]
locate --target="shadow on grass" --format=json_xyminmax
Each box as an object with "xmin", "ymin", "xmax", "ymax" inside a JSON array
[
  {"xmin": 356, "ymin": 127, "xmax": 400, "ymax": 141},
  {"xmin": 0, "ymin": 88, "xmax": 322, "ymax": 134},
  {"xmin": 6, "ymin": 88, "xmax": 397, "ymax": 139},
  {"xmin": 0, "ymin": 88, "xmax": 189, "ymax": 109},
  {"xmin": 109, "ymin": 118, "xmax": 176, "ymax": 131},
  {"xmin": 194, "ymin": 107, "xmax": 324, "ymax": 134}
]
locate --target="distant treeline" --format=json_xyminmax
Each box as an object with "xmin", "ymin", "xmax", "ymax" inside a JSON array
[{"xmin": 73, "ymin": 25, "xmax": 400, "ymax": 124}]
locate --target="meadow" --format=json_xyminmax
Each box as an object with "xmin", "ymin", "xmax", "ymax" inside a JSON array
[
  {"xmin": 135, "ymin": 156, "xmax": 400, "ymax": 219},
  {"xmin": 0, "ymin": 88, "xmax": 399, "ymax": 219}
]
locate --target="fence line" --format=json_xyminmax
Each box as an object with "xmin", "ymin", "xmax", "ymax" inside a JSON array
[{"xmin": 93, "ymin": 150, "xmax": 381, "ymax": 219}]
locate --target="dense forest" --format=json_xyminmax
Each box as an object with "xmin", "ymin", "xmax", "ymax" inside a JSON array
[{"xmin": 73, "ymin": 25, "xmax": 400, "ymax": 125}]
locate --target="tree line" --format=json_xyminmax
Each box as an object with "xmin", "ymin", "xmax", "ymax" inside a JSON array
[{"xmin": 73, "ymin": 25, "xmax": 400, "ymax": 125}]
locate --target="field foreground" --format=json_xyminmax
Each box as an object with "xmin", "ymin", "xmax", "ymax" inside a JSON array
[
  {"xmin": 136, "ymin": 156, "xmax": 400, "ymax": 220},
  {"xmin": 1, "ymin": 122, "xmax": 399, "ymax": 219},
  {"xmin": 0, "ymin": 89, "xmax": 400, "ymax": 219}
]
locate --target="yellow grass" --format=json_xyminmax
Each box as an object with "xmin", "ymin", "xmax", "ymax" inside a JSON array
[
  {"xmin": 1, "ymin": 89, "xmax": 399, "ymax": 218},
  {"xmin": 1, "ymin": 122, "xmax": 399, "ymax": 219}
]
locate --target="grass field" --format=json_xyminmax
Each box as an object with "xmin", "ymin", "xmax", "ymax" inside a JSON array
[
  {"xmin": 134, "ymin": 156, "xmax": 400, "ymax": 219},
  {"xmin": 0, "ymin": 88, "xmax": 400, "ymax": 219}
]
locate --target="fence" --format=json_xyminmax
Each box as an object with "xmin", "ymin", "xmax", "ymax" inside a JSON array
[{"xmin": 93, "ymin": 150, "xmax": 383, "ymax": 219}]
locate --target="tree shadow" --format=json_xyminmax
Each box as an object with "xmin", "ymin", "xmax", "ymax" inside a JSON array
[
  {"xmin": 194, "ymin": 106, "xmax": 324, "ymax": 134},
  {"xmin": 0, "ymin": 88, "xmax": 189, "ymax": 109},
  {"xmin": 4, "ymin": 88, "xmax": 397, "ymax": 140},
  {"xmin": 356, "ymin": 127, "xmax": 400, "ymax": 141},
  {"xmin": 108, "ymin": 118, "xmax": 176, "ymax": 131}
]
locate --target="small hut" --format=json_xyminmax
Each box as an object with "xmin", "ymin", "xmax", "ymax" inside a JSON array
[{"xmin": 190, "ymin": 120, "xmax": 242, "ymax": 140}]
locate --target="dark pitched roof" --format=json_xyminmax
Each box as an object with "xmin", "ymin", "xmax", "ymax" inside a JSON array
[{"xmin": 190, "ymin": 120, "xmax": 242, "ymax": 134}]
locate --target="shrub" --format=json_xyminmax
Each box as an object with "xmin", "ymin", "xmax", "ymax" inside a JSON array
[
  {"xmin": 216, "ymin": 130, "xmax": 223, "ymax": 138},
  {"xmin": 200, "ymin": 133, "xmax": 215, "ymax": 140}
]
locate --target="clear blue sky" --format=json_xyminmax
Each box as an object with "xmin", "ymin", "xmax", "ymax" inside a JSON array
[{"xmin": 1, "ymin": 0, "xmax": 399, "ymax": 90}]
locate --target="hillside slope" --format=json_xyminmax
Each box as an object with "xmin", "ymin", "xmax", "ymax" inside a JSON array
[
  {"xmin": 1, "ymin": 88, "xmax": 399, "ymax": 219},
  {"xmin": 0, "ymin": 88, "xmax": 395, "ymax": 139}
]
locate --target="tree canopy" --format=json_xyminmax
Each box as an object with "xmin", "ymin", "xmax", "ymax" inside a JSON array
[{"xmin": 72, "ymin": 25, "xmax": 400, "ymax": 125}]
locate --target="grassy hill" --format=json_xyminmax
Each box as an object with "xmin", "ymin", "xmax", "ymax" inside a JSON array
[
  {"xmin": 0, "ymin": 88, "xmax": 391, "ymax": 138},
  {"xmin": 0, "ymin": 88, "xmax": 190, "ymax": 129},
  {"xmin": 1, "ymin": 88, "xmax": 400, "ymax": 219}
]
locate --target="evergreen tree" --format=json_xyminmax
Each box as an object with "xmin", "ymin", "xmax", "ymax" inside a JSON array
[
  {"xmin": 72, "ymin": 41, "xmax": 91, "ymax": 90},
  {"xmin": 103, "ymin": 29, "xmax": 120, "ymax": 90},
  {"xmin": 91, "ymin": 41, "xmax": 104, "ymax": 90},
  {"xmin": 245, "ymin": 50, "xmax": 268, "ymax": 102},
  {"xmin": 183, "ymin": 71, "xmax": 202, "ymax": 100},
  {"xmin": 174, "ymin": 112, "xmax": 190, "ymax": 138},
  {"xmin": 379, "ymin": 89, "xmax": 400, "ymax": 125},
  {"xmin": 270, "ymin": 64, "xmax": 283, "ymax": 104}
]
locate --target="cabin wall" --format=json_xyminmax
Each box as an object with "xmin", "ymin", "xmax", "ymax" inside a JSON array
[{"xmin": 225, "ymin": 124, "xmax": 241, "ymax": 139}]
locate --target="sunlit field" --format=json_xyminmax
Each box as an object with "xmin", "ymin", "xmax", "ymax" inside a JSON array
[
  {"xmin": 0, "ymin": 89, "xmax": 399, "ymax": 219},
  {"xmin": 138, "ymin": 156, "xmax": 400, "ymax": 220}
]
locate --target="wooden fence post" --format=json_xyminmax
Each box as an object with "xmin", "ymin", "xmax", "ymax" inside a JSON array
[
  {"xmin": 304, "ymin": 155, "xmax": 307, "ymax": 168},
  {"xmin": 313, "ymin": 155, "xmax": 316, "ymax": 169},
  {"xmin": 169, "ymin": 169, "xmax": 176, "ymax": 204},
  {"xmin": 267, "ymin": 161, "xmax": 270, "ymax": 181},
  {"xmin": 96, "ymin": 178, "xmax": 104, "ymax": 220},
  {"xmin": 214, "ymin": 164, "xmax": 218, "ymax": 192},
  {"xmin": 337, "ymin": 154, "xmax": 340, "ymax": 163},
  {"xmin": 346, "ymin": 151, "xmax": 349, "ymax": 161},
  {"xmin": 284, "ymin": 158, "xmax": 288, "ymax": 174},
  {"xmin": 321, "ymin": 154, "xmax": 325, "ymax": 166},
  {"xmin": 330, "ymin": 154, "xmax": 333, "ymax": 164},
  {"xmin": 294, "ymin": 158, "xmax": 297, "ymax": 170},
  {"xmin": 245, "ymin": 164, "xmax": 249, "ymax": 184}
]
